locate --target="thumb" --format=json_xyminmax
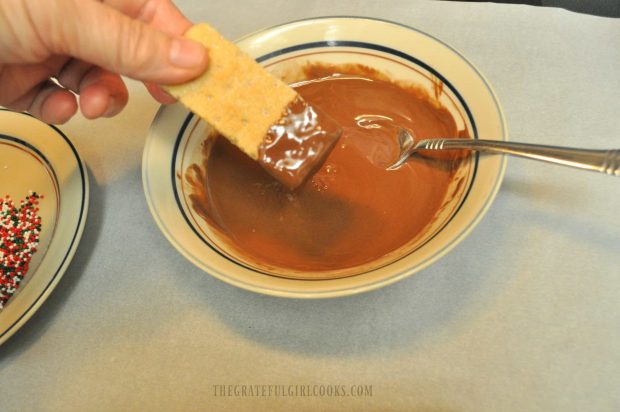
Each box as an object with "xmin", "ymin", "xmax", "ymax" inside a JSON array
[{"xmin": 29, "ymin": 0, "xmax": 208, "ymax": 85}]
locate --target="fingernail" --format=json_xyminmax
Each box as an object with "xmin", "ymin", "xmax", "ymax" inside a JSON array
[{"xmin": 169, "ymin": 38, "xmax": 207, "ymax": 69}]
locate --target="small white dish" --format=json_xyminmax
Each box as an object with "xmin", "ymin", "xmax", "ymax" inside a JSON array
[
  {"xmin": 0, "ymin": 110, "xmax": 88, "ymax": 344},
  {"xmin": 142, "ymin": 17, "xmax": 506, "ymax": 298}
]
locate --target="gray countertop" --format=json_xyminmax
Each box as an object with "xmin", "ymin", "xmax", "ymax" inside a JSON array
[{"xmin": 1, "ymin": 1, "xmax": 619, "ymax": 411}]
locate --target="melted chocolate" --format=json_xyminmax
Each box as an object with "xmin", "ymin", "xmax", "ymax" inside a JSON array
[{"xmin": 186, "ymin": 67, "xmax": 467, "ymax": 274}]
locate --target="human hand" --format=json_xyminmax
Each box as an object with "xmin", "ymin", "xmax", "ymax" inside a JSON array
[{"xmin": 0, "ymin": 0, "xmax": 208, "ymax": 124}]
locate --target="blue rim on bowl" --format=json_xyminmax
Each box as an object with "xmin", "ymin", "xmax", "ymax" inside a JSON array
[{"xmin": 142, "ymin": 16, "xmax": 507, "ymax": 298}]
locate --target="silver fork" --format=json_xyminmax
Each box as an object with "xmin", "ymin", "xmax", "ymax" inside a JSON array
[{"xmin": 388, "ymin": 129, "xmax": 620, "ymax": 176}]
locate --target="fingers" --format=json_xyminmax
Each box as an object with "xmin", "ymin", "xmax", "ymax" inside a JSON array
[
  {"xmin": 26, "ymin": 0, "xmax": 208, "ymax": 85},
  {"xmin": 9, "ymin": 80, "xmax": 78, "ymax": 125},
  {"xmin": 0, "ymin": 55, "xmax": 78, "ymax": 124},
  {"xmin": 55, "ymin": 59, "xmax": 93, "ymax": 93},
  {"xmin": 6, "ymin": 60, "xmax": 129, "ymax": 123},
  {"xmin": 0, "ymin": 0, "xmax": 203, "ymax": 124},
  {"xmin": 56, "ymin": 60, "xmax": 129, "ymax": 118},
  {"xmin": 104, "ymin": 0, "xmax": 196, "ymax": 105},
  {"xmin": 78, "ymin": 67, "xmax": 129, "ymax": 118},
  {"xmin": 0, "ymin": 55, "xmax": 68, "ymax": 107},
  {"xmin": 36, "ymin": 86, "xmax": 78, "ymax": 124}
]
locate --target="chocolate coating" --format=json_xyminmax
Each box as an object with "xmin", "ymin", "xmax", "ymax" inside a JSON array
[{"xmin": 258, "ymin": 97, "xmax": 342, "ymax": 189}]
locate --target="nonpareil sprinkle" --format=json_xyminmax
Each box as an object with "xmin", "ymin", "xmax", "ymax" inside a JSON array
[{"xmin": 0, "ymin": 192, "xmax": 43, "ymax": 309}]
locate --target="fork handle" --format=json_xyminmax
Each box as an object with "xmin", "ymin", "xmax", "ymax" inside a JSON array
[{"xmin": 418, "ymin": 139, "xmax": 620, "ymax": 176}]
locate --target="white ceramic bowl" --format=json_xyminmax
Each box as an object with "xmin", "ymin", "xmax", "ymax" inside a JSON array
[
  {"xmin": 0, "ymin": 110, "xmax": 88, "ymax": 344},
  {"xmin": 142, "ymin": 17, "xmax": 507, "ymax": 298}
]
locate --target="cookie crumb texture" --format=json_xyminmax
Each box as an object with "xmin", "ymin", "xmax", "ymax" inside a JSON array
[{"xmin": 0, "ymin": 192, "xmax": 43, "ymax": 309}]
